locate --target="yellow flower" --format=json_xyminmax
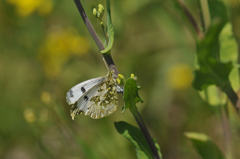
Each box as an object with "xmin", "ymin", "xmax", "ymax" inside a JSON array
[
  {"xmin": 7, "ymin": 0, "xmax": 52, "ymax": 16},
  {"xmin": 37, "ymin": 0, "xmax": 53, "ymax": 15},
  {"xmin": 41, "ymin": 91, "xmax": 51, "ymax": 105},
  {"xmin": 23, "ymin": 108, "xmax": 36, "ymax": 123},
  {"xmin": 167, "ymin": 64, "xmax": 193, "ymax": 90}
]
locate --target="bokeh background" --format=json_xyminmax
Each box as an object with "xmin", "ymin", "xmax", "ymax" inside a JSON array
[{"xmin": 1, "ymin": 0, "xmax": 240, "ymax": 158}]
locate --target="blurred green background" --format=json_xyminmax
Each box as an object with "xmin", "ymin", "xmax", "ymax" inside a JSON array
[{"xmin": 1, "ymin": 0, "xmax": 240, "ymax": 158}]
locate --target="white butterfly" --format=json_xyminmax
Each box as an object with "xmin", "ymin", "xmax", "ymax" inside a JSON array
[{"xmin": 66, "ymin": 69, "xmax": 123, "ymax": 120}]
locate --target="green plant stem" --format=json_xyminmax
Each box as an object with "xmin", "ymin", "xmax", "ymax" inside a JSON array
[
  {"xmin": 222, "ymin": 85, "xmax": 239, "ymax": 112},
  {"xmin": 176, "ymin": 0, "xmax": 203, "ymax": 39},
  {"xmin": 74, "ymin": 1, "xmax": 160, "ymax": 158},
  {"xmin": 132, "ymin": 110, "xmax": 161, "ymax": 159},
  {"xmin": 219, "ymin": 103, "xmax": 235, "ymax": 159},
  {"xmin": 74, "ymin": 0, "xmax": 105, "ymax": 51},
  {"xmin": 99, "ymin": 19, "xmax": 108, "ymax": 45},
  {"xmin": 199, "ymin": 0, "xmax": 211, "ymax": 32},
  {"xmin": 73, "ymin": 0, "xmax": 118, "ymax": 75}
]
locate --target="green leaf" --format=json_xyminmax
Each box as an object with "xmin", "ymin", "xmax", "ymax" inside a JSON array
[
  {"xmin": 196, "ymin": 20, "xmax": 226, "ymax": 62},
  {"xmin": 123, "ymin": 78, "xmax": 143, "ymax": 114},
  {"xmin": 185, "ymin": 132, "xmax": 226, "ymax": 159},
  {"xmin": 192, "ymin": 1, "xmax": 234, "ymax": 92},
  {"xmin": 198, "ymin": 85, "xmax": 227, "ymax": 107},
  {"xmin": 208, "ymin": 0, "xmax": 228, "ymax": 23},
  {"xmin": 219, "ymin": 23, "xmax": 238, "ymax": 63},
  {"xmin": 219, "ymin": 23, "xmax": 239, "ymax": 92},
  {"xmin": 100, "ymin": 0, "xmax": 114, "ymax": 54},
  {"xmin": 192, "ymin": 60, "xmax": 233, "ymax": 91},
  {"xmin": 192, "ymin": 70, "xmax": 216, "ymax": 90},
  {"xmin": 114, "ymin": 121, "xmax": 162, "ymax": 159}
]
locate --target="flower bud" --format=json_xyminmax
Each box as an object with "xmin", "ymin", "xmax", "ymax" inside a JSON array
[{"xmin": 93, "ymin": 8, "xmax": 97, "ymax": 17}]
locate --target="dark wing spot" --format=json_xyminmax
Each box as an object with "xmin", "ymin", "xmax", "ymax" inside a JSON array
[
  {"xmin": 69, "ymin": 89, "xmax": 74, "ymax": 97},
  {"xmin": 84, "ymin": 96, "xmax": 88, "ymax": 101},
  {"xmin": 81, "ymin": 87, "xmax": 86, "ymax": 93}
]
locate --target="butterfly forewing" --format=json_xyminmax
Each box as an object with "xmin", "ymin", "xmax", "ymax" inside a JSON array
[
  {"xmin": 66, "ymin": 77, "xmax": 105, "ymax": 105},
  {"xmin": 70, "ymin": 83, "xmax": 102, "ymax": 119}
]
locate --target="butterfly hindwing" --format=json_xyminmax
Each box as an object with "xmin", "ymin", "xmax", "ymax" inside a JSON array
[
  {"xmin": 66, "ymin": 77, "xmax": 105, "ymax": 105},
  {"xmin": 70, "ymin": 70, "xmax": 118, "ymax": 119}
]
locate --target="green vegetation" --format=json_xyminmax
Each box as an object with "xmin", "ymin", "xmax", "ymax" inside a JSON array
[{"xmin": 1, "ymin": 0, "xmax": 240, "ymax": 158}]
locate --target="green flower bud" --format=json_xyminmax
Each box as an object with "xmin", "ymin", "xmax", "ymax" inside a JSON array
[
  {"xmin": 93, "ymin": 8, "xmax": 97, "ymax": 17},
  {"xmin": 117, "ymin": 74, "xmax": 126, "ymax": 85},
  {"xmin": 98, "ymin": 4, "xmax": 104, "ymax": 18},
  {"xmin": 98, "ymin": 4, "xmax": 105, "ymax": 12},
  {"xmin": 97, "ymin": 12, "xmax": 100, "ymax": 18}
]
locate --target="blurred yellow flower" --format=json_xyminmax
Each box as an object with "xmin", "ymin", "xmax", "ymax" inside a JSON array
[
  {"xmin": 167, "ymin": 64, "xmax": 193, "ymax": 90},
  {"xmin": 37, "ymin": 0, "xmax": 53, "ymax": 15},
  {"xmin": 38, "ymin": 27, "xmax": 90, "ymax": 79},
  {"xmin": 23, "ymin": 108, "xmax": 36, "ymax": 123},
  {"xmin": 7, "ymin": 0, "xmax": 52, "ymax": 16},
  {"xmin": 41, "ymin": 91, "xmax": 51, "ymax": 105}
]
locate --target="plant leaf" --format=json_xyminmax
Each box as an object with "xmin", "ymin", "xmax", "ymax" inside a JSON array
[
  {"xmin": 114, "ymin": 121, "xmax": 162, "ymax": 159},
  {"xmin": 195, "ymin": 22, "xmax": 239, "ymax": 106},
  {"xmin": 198, "ymin": 85, "xmax": 227, "ymax": 106},
  {"xmin": 219, "ymin": 23, "xmax": 239, "ymax": 91},
  {"xmin": 219, "ymin": 23, "xmax": 238, "ymax": 63},
  {"xmin": 185, "ymin": 132, "xmax": 226, "ymax": 159},
  {"xmin": 123, "ymin": 78, "xmax": 143, "ymax": 113},
  {"xmin": 100, "ymin": 0, "xmax": 114, "ymax": 54},
  {"xmin": 208, "ymin": 0, "xmax": 228, "ymax": 23},
  {"xmin": 192, "ymin": 0, "xmax": 234, "ymax": 92}
]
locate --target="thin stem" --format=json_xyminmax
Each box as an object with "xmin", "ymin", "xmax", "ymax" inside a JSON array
[
  {"xmin": 74, "ymin": 0, "xmax": 105, "ymax": 51},
  {"xmin": 74, "ymin": 0, "xmax": 118, "ymax": 74},
  {"xmin": 74, "ymin": 1, "xmax": 159, "ymax": 157},
  {"xmin": 199, "ymin": 0, "xmax": 211, "ymax": 32},
  {"xmin": 134, "ymin": 111, "xmax": 161, "ymax": 159},
  {"xmin": 219, "ymin": 104, "xmax": 235, "ymax": 159},
  {"xmin": 176, "ymin": 0, "xmax": 203, "ymax": 39},
  {"xmin": 99, "ymin": 20, "xmax": 108, "ymax": 45},
  {"xmin": 196, "ymin": 0, "xmax": 204, "ymax": 32},
  {"xmin": 222, "ymin": 86, "xmax": 239, "ymax": 113}
]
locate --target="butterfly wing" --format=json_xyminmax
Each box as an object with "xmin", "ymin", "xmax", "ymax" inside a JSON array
[
  {"xmin": 70, "ymin": 71, "xmax": 118, "ymax": 119},
  {"xmin": 66, "ymin": 77, "xmax": 105, "ymax": 105},
  {"xmin": 117, "ymin": 85, "xmax": 124, "ymax": 93}
]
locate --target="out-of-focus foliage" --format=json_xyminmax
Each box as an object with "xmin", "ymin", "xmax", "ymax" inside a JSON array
[
  {"xmin": 115, "ymin": 121, "xmax": 162, "ymax": 159},
  {"xmin": 39, "ymin": 27, "xmax": 89, "ymax": 79},
  {"xmin": 1, "ymin": 0, "xmax": 240, "ymax": 159},
  {"xmin": 185, "ymin": 132, "xmax": 226, "ymax": 159}
]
